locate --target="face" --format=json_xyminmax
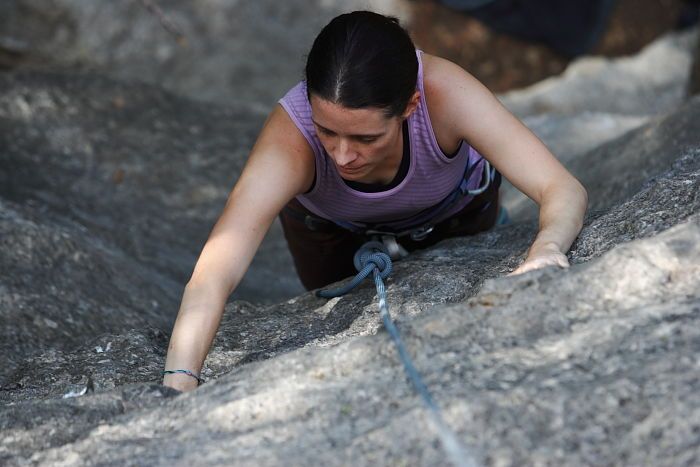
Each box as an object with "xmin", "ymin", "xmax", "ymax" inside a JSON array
[{"xmin": 310, "ymin": 94, "xmax": 414, "ymax": 183}]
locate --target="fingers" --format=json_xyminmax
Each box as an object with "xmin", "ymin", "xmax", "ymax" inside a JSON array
[
  {"xmin": 555, "ymin": 255, "xmax": 570, "ymax": 269},
  {"xmin": 507, "ymin": 253, "xmax": 570, "ymax": 276}
]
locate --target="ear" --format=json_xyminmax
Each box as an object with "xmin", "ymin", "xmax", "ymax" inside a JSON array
[{"xmin": 401, "ymin": 91, "xmax": 421, "ymax": 119}]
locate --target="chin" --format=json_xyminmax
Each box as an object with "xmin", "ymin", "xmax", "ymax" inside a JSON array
[{"xmin": 340, "ymin": 173, "xmax": 362, "ymax": 182}]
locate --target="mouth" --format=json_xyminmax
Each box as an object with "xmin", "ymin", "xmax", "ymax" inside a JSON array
[{"xmin": 338, "ymin": 164, "xmax": 364, "ymax": 174}]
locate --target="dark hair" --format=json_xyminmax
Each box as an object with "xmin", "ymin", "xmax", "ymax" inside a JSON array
[{"xmin": 305, "ymin": 11, "xmax": 418, "ymax": 118}]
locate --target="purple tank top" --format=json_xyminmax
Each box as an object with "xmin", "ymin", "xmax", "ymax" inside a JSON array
[{"xmin": 278, "ymin": 49, "xmax": 486, "ymax": 230}]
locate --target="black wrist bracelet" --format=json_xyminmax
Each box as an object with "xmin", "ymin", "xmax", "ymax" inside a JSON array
[{"xmin": 163, "ymin": 369, "xmax": 204, "ymax": 385}]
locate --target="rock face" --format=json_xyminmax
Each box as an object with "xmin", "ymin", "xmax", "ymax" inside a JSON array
[
  {"xmin": 0, "ymin": 71, "xmax": 304, "ymax": 382},
  {"xmin": 1, "ymin": 151, "xmax": 698, "ymax": 464},
  {"xmin": 500, "ymin": 27, "xmax": 698, "ymax": 221},
  {"xmin": 2, "ymin": 92, "xmax": 699, "ymax": 465},
  {"xmin": 500, "ymin": 28, "xmax": 697, "ymax": 119},
  {"xmin": 1, "ymin": 14, "xmax": 699, "ymax": 467},
  {"xmin": 508, "ymin": 97, "xmax": 700, "ymax": 220},
  {"xmin": 0, "ymin": 0, "xmax": 410, "ymax": 108}
]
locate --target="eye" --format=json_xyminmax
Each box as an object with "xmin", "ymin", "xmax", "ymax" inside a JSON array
[
  {"xmin": 317, "ymin": 126, "xmax": 336, "ymax": 137},
  {"xmin": 357, "ymin": 136, "xmax": 378, "ymax": 144}
]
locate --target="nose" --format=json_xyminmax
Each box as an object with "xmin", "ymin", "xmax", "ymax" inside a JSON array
[{"xmin": 331, "ymin": 139, "xmax": 358, "ymax": 167}]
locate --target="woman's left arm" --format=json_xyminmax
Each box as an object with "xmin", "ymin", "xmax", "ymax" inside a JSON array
[{"xmin": 424, "ymin": 54, "xmax": 588, "ymax": 275}]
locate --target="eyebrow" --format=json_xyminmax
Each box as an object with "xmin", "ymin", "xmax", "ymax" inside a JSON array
[{"xmin": 311, "ymin": 119, "xmax": 385, "ymax": 138}]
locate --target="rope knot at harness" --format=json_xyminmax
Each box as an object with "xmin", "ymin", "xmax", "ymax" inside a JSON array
[
  {"xmin": 353, "ymin": 241, "xmax": 392, "ymax": 278},
  {"xmin": 316, "ymin": 241, "xmax": 392, "ymax": 299}
]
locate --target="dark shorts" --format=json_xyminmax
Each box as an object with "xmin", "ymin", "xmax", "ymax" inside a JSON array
[{"xmin": 279, "ymin": 172, "xmax": 502, "ymax": 290}]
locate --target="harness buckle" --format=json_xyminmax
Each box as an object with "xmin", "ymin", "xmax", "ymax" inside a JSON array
[
  {"xmin": 380, "ymin": 235, "xmax": 409, "ymax": 260},
  {"xmin": 410, "ymin": 225, "xmax": 434, "ymax": 242},
  {"xmin": 304, "ymin": 215, "xmax": 327, "ymax": 231},
  {"xmin": 466, "ymin": 160, "xmax": 494, "ymax": 196}
]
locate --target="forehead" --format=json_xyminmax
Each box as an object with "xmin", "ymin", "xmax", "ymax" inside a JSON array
[{"xmin": 309, "ymin": 95, "xmax": 391, "ymax": 134}]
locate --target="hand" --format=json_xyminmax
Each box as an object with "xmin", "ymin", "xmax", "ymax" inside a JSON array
[
  {"xmin": 163, "ymin": 373, "xmax": 199, "ymax": 392},
  {"xmin": 508, "ymin": 243, "xmax": 569, "ymax": 276}
]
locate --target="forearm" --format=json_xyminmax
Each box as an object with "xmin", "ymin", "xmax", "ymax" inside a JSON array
[{"xmin": 162, "ymin": 281, "xmax": 230, "ymax": 390}]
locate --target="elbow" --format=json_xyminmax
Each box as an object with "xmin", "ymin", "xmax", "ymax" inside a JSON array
[
  {"xmin": 570, "ymin": 179, "xmax": 588, "ymax": 232},
  {"xmin": 184, "ymin": 274, "xmax": 235, "ymax": 303},
  {"xmin": 576, "ymin": 179, "xmax": 588, "ymax": 216}
]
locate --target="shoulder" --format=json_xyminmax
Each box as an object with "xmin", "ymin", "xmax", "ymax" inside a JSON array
[
  {"xmin": 419, "ymin": 52, "xmax": 487, "ymax": 149},
  {"xmin": 421, "ymin": 52, "xmax": 490, "ymax": 115},
  {"xmin": 247, "ymin": 104, "xmax": 315, "ymax": 195},
  {"xmin": 420, "ymin": 52, "xmax": 486, "ymax": 102},
  {"xmin": 420, "ymin": 52, "xmax": 505, "ymax": 144}
]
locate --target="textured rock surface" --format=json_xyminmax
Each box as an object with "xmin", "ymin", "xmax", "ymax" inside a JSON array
[
  {"xmin": 1, "ymin": 113, "xmax": 698, "ymax": 465},
  {"xmin": 0, "ymin": 71, "xmax": 304, "ymax": 300},
  {"xmin": 0, "ymin": 71, "xmax": 304, "ymax": 381},
  {"xmin": 3, "ymin": 215, "xmax": 698, "ymax": 466},
  {"xmin": 0, "ymin": 0, "xmax": 410, "ymax": 108},
  {"xmin": 0, "ymin": 383, "xmax": 179, "ymax": 461},
  {"xmin": 500, "ymin": 28, "xmax": 697, "ymax": 118},
  {"xmin": 0, "ymin": 329, "xmax": 170, "ymax": 404},
  {"xmin": 499, "ymin": 28, "xmax": 698, "ymax": 221},
  {"xmin": 0, "ymin": 197, "xmax": 175, "ymax": 383},
  {"xmin": 507, "ymin": 97, "xmax": 700, "ymax": 220},
  {"xmin": 1, "ymin": 14, "xmax": 700, "ymax": 467}
]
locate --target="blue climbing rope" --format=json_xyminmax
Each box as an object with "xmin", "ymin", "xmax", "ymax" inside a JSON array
[{"xmin": 317, "ymin": 241, "xmax": 478, "ymax": 467}]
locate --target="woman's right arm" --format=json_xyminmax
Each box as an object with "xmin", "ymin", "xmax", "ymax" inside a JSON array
[{"xmin": 162, "ymin": 105, "xmax": 315, "ymax": 392}]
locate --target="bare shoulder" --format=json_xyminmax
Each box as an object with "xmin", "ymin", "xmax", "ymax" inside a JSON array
[
  {"xmin": 420, "ymin": 52, "xmax": 492, "ymax": 117},
  {"xmin": 245, "ymin": 104, "xmax": 316, "ymax": 196},
  {"xmin": 255, "ymin": 105, "xmax": 315, "ymax": 168},
  {"xmin": 420, "ymin": 52, "xmax": 490, "ymax": 150},
  {"xmin": 420, "ymin": 52, "xmax": 471, "ymax": 87}
]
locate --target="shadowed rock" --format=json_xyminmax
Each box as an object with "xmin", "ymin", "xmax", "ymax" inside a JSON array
[
  {"xmin": 689, "ymin": 27, "xmax": 700, "ymax": 95},
  {"xmin": 0, "ymin": 70, "xmax": 304, "ymax": 299},
  {"xmin": 0, "ymin": 197, "xmax": 176, "ymax": 383},
  {"xmin": 0, "ymin": 0, "xmax": 410, "ymax": 108},
  {"xmin": 0, "ymin": 70, "xmax": 304, "ymax": 382},
  {"xmin": 0, "ymin": 383, "xmax": 179, "ymax": 462},
  {"xmin": 0, "ymin": 329, "xmax": 169, "ymax": 404}
]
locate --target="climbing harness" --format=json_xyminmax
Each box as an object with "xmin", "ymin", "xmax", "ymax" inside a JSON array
[{"xmin": 317, "ymin": 242, "xmax": 478, "ymax": 467}]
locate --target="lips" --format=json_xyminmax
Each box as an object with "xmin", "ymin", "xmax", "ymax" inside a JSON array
[{"xmin": 338, "ymin": 164, "xmax": 364, "ymax": 173}]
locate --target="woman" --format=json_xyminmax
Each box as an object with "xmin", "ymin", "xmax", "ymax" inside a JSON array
[{"xmin": 162, "ymin": 11, "xmax": 587, "ymax": 392}]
